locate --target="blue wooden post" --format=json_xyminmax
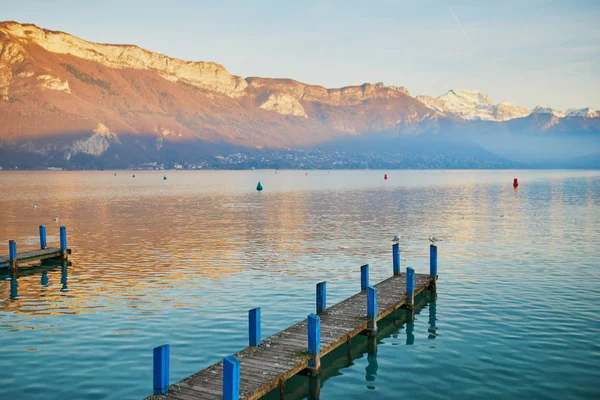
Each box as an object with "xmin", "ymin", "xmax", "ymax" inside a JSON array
[
  {"xmin": 393, "ymin": 243, "xmax": 400, "ymax": 275},
  {"xmin": 406, "ymin": 267, "xmax": 415, "ymax": 307},
  {"xmin": 39, "ymin": 226, "xmax": 47, "ymax": 249},
  {"xmin": 361, "ymin": 264, "xmax": 369, "ymax": 292},
  {"xmin": 153, "ymin": 344, "xmax": 170, "ymax": 395},
  {"xmin": 430, "ymin": 244, "xmax": 438, "ymax": 278},
  {"xmin": 223, "ymin": 355, "xmax": 240, "ymax": 400},
  {"xmin": 59, "ymin": 226, "xmax": 67, "ymax": 252},
  {"xmin": 316, "ymin": 282, "xmax": 326, "ymax": 314},
  {"xmin": 367, "ymin": 286, "xmax": 377, "ymax": 332},
  {"xmin": 9, "ymin": 240, "xmax": 17, "ymax": 269},
  {"xmin": 308, "ymin": 313, "xmax": 321, "ymax": 374},
  {"xmin": 249, "ymin": 307, "xmax": 261, "ymax": 346},
  {"xmin": 9, "ymin": 240, "xmax": 17, "ymax": 260}
]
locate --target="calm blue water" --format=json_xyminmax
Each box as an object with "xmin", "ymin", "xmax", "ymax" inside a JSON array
[{"xmin": 0, "ymin": 170, "xmax": 599, "ymax": 399}]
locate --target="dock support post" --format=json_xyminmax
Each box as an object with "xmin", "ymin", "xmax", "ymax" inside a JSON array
[
  {"xmin": 308, "ymin": 313, "xmax": 321, "ymax": 375},
  {"xmin": 153, "ymin": 344, "xmax": 170, "ymax": 395},
  {"xmin": 9, "ymin": 240, "xmax": 17, "ymax": 269},
  {"xmin": 249, "ymin": 307, "xmax": 261, "ymax": 347},
  {"xmin": 59, "ymin": 226, "xmax": 67, "ymax": 260},
  {"xmin": 361, "ymin": 264, "xmax": 369, "ymax": 292},
  {"xmin": 367, "ymin": 285, "xmax": 377, "ymax": 333},
  {"xmin": 316, "ymin": 282, "xmax": 326, "ymax": 314},
  {"xmin": 406, "ymin": 267, "xmax": 415, "ymax": 321},
  {"xmin": 392, "ymin": 243, "xmax": 400, "ymax": 275},
  {"xmin": 430, "ymin": 244, "xmax": 438, "ymax": 291},
  {"xmin": 39, "ymin": 226, "xmax": 47, "ymax": 249},
  {"xmin": 223, "ymin": 355, "xmax": 240, "ymax": 400}
]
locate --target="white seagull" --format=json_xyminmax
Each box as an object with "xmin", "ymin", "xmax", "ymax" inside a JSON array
[
  {"xmin": 429, "ymin": 235, "xmax": 442, "ymax": 244},
  {"xmin": 392, "ymin": 233, "xmax": 401, "ymax": 243},
  {"xmin": 33, "ymin": 204, "xmax": 37, "ymax": 209}
]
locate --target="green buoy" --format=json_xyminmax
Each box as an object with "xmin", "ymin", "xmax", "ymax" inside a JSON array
[
  {"xmin": 256, "ymin": 181, "xmax": 263, "ymax": 191},
  {"xmin": 163, "ymin": 175, "xmax": 167, "ymax": 180},
  {"xmin": 114, "ymin": 173, "xmax": 116, "ymax": 176},
  {"xmin": 132, "ymin": 174, "xmax": 135, "ymax": 178}
]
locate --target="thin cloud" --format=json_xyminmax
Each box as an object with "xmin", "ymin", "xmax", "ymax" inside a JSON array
[{"xmin": 450, "ymin": 7, "xmax": 471, "ymax": 44}]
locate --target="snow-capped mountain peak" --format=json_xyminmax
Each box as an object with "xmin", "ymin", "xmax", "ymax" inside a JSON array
[
  {"xmin": 416, "ymin": 89, "xmax": 530, "ymax": 122},
  {"xmin": 564, "ymin": 108, "xmax": 599, "ymax": 118},
  {"xmin": 531, "ymin": 106, "xmax": 565, "ymax": 118}
]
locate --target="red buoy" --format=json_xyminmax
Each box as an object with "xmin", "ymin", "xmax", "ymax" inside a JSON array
[
  {"xmin": 384, "ymin": 174, "xmax": 388, "ymax": 180},
  {"xmin": 513, "ymin": 178, "xmax": 519, "ymax": 188}
]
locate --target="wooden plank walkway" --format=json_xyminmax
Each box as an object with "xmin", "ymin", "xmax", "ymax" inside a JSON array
[
  {"xmin": 150, "ymin": 272, "xmax": 434, "ymax": 400},
  {"xmin": 0, "ymin": 247, "xmax": 67, "ymax": 268}
]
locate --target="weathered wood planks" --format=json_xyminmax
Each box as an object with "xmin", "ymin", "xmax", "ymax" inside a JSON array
[{"xmin": 0, "ymin": 247, "xmax": 66, "ymax": 268}]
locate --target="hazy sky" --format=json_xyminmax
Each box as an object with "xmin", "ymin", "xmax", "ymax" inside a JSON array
[{"xmin": 3, "ymin": 0, "xmax": 599, "ymax": 109}]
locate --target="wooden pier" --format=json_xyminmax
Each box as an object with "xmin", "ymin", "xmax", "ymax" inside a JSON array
[
  {"xmin": 1, "ymin": 225, "xmax": 71, "ymax": 269},
  {"xmin": 148, "ymin": 243, "xmax": 439, "ymax": 400}
]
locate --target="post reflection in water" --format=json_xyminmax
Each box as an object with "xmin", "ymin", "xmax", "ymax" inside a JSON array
[
  {"xmin": 60, "ymin": 265, "xmax": 68, "ymax": 292},
  {"xmin": 428, "ymin": 301, "xmax": 437, "ymax": 340},
  {"xmin": 10, "ymin": 275, "xmax": 18, "ymax": 300},
  {"xmin": 308, "ymin": 374, "xmax": 321, "ymax": 400},
  {"xmin": 365, "ymin": 335, "xmax": 378, "ymax": 389},
  {"xmin": 406, "ymin": 320, "xmax": 415, "ymax": 345},
  {"xmin": 41, "ymin": 271, "xmax": 49, "ymax": 287}
]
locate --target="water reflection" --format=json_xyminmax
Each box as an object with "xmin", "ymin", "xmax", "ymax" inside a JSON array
[
  {"xmin": 406, "ymin": 320, "xmax": 415, "ymax": 345},
  {"xmin": 10, "ymin": 276, "xmax": 18, "ymax": 300},
  {"xmin": 308, "ymin": 375, "xmax": 321, "ymax": 400},
  {"xmin": 3, "ymin": 263, "xmax": 69, "ymax": 306},
  {"xmin": 365, "ymin": 335, "xmax": 378, "ymax": 388},
  {"xmin": 60, "ymin": 265, "xmax": 68, "ymax": 292},
  {"xmin": 41, "ymin": 271, "xmax": 49, "ymax": 287},
  {"xmin": 428, "ymin": 301, "xmax": 437, "ymax": 340}
]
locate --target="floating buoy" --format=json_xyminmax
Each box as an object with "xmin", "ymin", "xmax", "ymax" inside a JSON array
[
  {"xmin": 384, "ymin": 174, "xmax": 388, "ymax": 180},
  {"xmin": 163, "ymin": 175, "xmax": 167, "ymax": 180},
  {"xmin": 513, "ymin": 178, "xmax": 518, "ymax": 188},
  {"xmin": 256, "ymin": 181, "xmax": 263, "ymax": 191}
]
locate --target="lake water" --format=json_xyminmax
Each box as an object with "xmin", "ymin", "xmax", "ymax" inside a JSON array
[{"xmin": 1, "ymin": 170, "xmax": 599, "ymax": 400}]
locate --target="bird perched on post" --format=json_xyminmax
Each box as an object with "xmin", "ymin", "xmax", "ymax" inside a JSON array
[
  {"xmin": 429, "ymin": 235, "xmax": 441, "ymax": 244},
  {"xmin": 392, "ymin": 233, "xmax": 401, "ymax": 243}
]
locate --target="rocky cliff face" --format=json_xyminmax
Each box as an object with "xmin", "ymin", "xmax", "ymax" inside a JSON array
[{"xmin": 0, "ymin": 21, "xmax": 433, "ymax": 150}]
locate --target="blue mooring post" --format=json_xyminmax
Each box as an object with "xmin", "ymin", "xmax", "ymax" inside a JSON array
[
  {"xmin": 39, "ymin": 225, "xmax": 47, "ymax": 249},
  {"xmin": 406, "ymin": 267, "xmax": 415, "ymax": 307},
  {"xmin": 393, "ymin": 243, "xmax": 400, "ymax": 275},
  {"xmin": 153, "ymin": 344, "xmax": 170, "ymax": 395},
  {"xmin": 223, "ymin": 355, "xmax": 240, "ymax": 400},
  {"xmin": 59, "ymin": 226, "xmax": 67, "ymax": 252},
  {"xmin": 361, "ymin": 264, "xmax": 369, "ymax": 292},
  {"xmin": 430, "ymin": 245, "xmax": 438, "ymax": 278},
  {"xmin": 308, "ymin": 313, "xmax": 321, "ymax": 374},
  {"xmin": 316, "ymin": 282, "xmax": 326, "ymax": 314},
  {"xmin": 367, "ymin": 285, "xmax": 378, "ymax": 332},
  {"xmin": 9, "ymin": 240, "xmax": 17, "ymax": 269},
  {"xmin": 249, "ymin": 307, "xmax": 261, "ymax": 347}
]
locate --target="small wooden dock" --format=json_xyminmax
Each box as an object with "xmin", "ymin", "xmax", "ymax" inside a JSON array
[
  {"xmin": 147, "ymin": 243, "xmax": 439, "ymax": 400},
  {"xmin": 1, "ymin": 225, "xmax": 71, "ymax": 269}
]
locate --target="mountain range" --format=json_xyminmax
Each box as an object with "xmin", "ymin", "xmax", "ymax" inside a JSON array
[{"xmin": 1, "ymin": 21, "xmax": 599, "ymax": 170}]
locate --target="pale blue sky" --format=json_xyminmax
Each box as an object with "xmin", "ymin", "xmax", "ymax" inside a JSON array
[{"xmin": 2, "ymin": 0, "xmax": 599, "ymax": 109}]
